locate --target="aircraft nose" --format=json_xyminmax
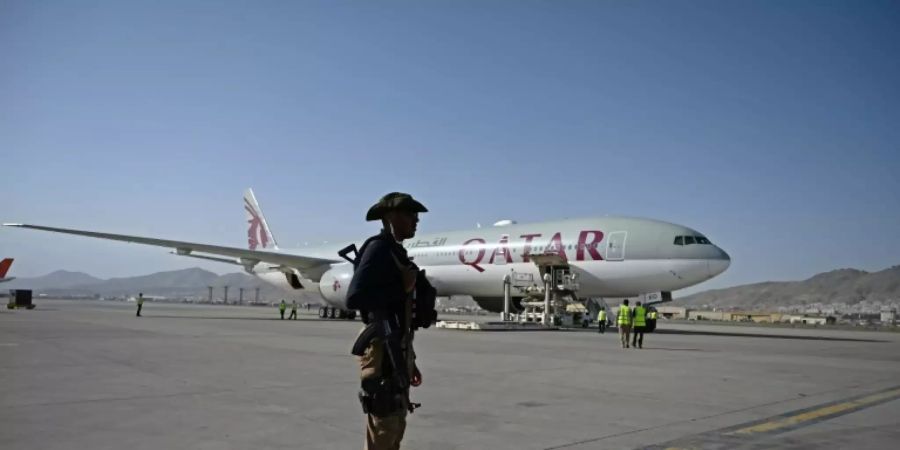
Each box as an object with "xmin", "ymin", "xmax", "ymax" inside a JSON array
[{"xmin": 708, "ymin": 247, "xmax": 731, "ymax": 277}]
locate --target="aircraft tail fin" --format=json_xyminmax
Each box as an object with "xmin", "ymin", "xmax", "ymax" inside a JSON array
[
  {"xmin": 0, "ymin": 258, "xmax": 13, "ymax": 278},
  {"xmin": 243, "ymin": 189, "xmax": 279, "ymax": 251}
]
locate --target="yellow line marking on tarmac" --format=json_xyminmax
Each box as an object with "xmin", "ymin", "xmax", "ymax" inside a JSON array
[{"xmin": 727, "ymin": 387, "xmax": 900, "ymax": 436}]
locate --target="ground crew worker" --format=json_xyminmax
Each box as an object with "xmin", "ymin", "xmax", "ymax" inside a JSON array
[
  {"xmin": 617, "ymin": 299, "xmax": 632, "ymax": 348},
  {"xmin": 647, "ymin": 308, "xmax": 658, "ymax": 332},
  {"xmin": 346, "ymin": 192, "xmax": 429, "ymax": 450},
  {"xmin": 632, "ymin": 301, "xmax": 647, "ymax": 349},
  {"xmin": 279, "ymin": 299, "xmax": 286, "ymax": 320},
  {"xmin": 289, "ymin": 300, "xmax": 298, "ymax": 320},
  {"xmin": 136, "ymin": 293, "xmax": 144, "ymax": 317},
  {"xmin": 597, "ymin": 307, "xmax": 607, "ymax": 334}
]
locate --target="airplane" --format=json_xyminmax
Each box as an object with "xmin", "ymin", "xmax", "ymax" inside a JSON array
[
  {"xmin": 3, "ymin": 189, "xmax": 730, "ymax": 319},
  {"xmin": 0, "ymin": 258, "xmax": 14, "ymax": 283}
]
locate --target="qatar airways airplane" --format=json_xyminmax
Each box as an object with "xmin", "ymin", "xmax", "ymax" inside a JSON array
[{"xmin": 4, "ymin": 189, "xmax": 729, "ymax": 318}]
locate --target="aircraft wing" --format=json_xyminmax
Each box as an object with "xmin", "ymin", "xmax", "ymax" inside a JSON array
[{"xmin": 2, "ymin": 223, "xmax": 339, "ymax": 274}]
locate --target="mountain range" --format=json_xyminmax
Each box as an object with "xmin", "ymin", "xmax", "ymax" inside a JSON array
[
  {"xmin": 2, "ymin": 267, "xmax": 308, "ymax": 301},
  {"xmin": 679, "ymin": 265, "xmax": 900, "ymax": 309},
  {"xmin": 4, "ymin": 265, "xmax": 899, "ymax": 309}
]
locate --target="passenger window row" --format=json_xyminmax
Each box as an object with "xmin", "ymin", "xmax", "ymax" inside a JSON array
[{"xmin": 673, "ymin": 235, "xmax": 711, "ymax": 245}]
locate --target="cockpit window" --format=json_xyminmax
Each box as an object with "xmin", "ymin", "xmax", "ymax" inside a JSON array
[{"xmin": 675, "ymin": 235, "xmax": 712, "ymax": 245}]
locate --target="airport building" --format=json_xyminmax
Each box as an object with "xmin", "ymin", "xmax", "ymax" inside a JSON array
[
  {"xmin": 676, "ymin": 309, "xmax": 837, "ymax": 325},
  {"xmin": 881, "ymin": 308, "xmax": 897, "ymax": 326},
  {"xmin": 656, "ymin": 305, "xmax": 688, "ymax": 319}
]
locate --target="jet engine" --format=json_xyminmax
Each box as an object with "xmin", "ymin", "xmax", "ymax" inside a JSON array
[{"xmin": 318, "ymin": 263, "xmax": 354, "ymax": 307}]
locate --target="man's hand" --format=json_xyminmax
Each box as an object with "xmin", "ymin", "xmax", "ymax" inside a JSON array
[{"xmin": 410, "ymin": 366, "xmax": 422, "ymax": 387}]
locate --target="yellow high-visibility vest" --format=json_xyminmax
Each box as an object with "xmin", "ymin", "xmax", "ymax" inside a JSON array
[
  {"xmin": 617, "ymin": 306, "xmax": 631, "ymax": 326},
  {"xmin": 598, "ymin": 310, "xmax": 607, "ymax": 322},
  {"xmin": 633, "ymin": 306, "xmax": 647, "ymax": 327}
]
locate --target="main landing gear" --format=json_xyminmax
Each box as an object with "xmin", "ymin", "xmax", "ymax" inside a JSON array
[{"xmin": 317, "ymin": 306, "xmax": 357, "ymax": 320}]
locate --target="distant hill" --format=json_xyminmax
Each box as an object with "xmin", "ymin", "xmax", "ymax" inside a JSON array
[
  {"xmin": 3, "ymin": 267, "xmax": 307, "ymax": 301},
  {"xmin": 680, "ymin": 265, "xmax": 900, "ymax": 309},
  {"xmin": 74, "ymin": 268, "xmax": 222, "ymax": 297},
  {"xmin": 3, "ymin": 270, "xmax": 102, "ymax": 290}
]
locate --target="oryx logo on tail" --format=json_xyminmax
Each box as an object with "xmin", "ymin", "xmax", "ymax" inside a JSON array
[
  {"xmin": 243, "ymin": 189, "xmax": 279, "ymax": 251},
  {"xmin": 245, "ymin": 198, "xmax": 269, "ymax": 250}
]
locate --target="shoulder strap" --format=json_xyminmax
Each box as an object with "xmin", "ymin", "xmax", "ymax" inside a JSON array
[{"xmin": 353, "ymin": 234, "xmax": 385, "ymax": 269}]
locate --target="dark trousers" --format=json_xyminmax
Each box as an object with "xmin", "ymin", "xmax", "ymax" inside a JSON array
[
  {"xmin": 632, "ymin": 326, "xmax": 645, "ymax": 348},
  {"xmin": 289, "ymin": 310, "xmax": 297, "ymax": 320},
  {"xmin": 136, "ymin": 304, "xmax": 142, "ymax": 317},
  {"xmin": 598, "ymin": 321, "xmax": 605, "ymax": 333},
  {"xmin": 280, "ymin": 310, "xmax": 285, "ymax": 320}
]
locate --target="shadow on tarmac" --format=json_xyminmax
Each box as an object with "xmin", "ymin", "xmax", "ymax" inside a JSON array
[
  {"xmin": 143, "ymin": 315, "xmax": 344, "ymax": 322},
  {"xmin": 639, "ymin": 347, "xmax": 705, "ymax": 351},
  {"xmin": 654, "ymin": 328, "xmax": 887, "ymax": 343}
]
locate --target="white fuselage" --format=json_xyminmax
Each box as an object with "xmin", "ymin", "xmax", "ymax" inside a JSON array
[{"xmin": 252, "ymin": 216, "xmax": 731, "ymax": 309}]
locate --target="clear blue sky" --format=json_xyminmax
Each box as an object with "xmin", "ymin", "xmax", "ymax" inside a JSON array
[{"xmin": 3, "ymin": 0, "xmax": 899, "ymax": 295}]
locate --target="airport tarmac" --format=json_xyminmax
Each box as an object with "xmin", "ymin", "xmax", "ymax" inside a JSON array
[{"xmin": 2, "ymin": 299, "xmax": 899, "ymax": 449}]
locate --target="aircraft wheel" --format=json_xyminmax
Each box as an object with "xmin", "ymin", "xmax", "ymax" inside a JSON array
[
  {"xmin": 348, "ymin": 311, "xmax": 357, "ymax": 320},
  {"xmin": 329, "ymin": 307, "xmax": 337, "ymax": 319},
  {"xmin": 318, "ymin": 307, "xmax": 326, "ymax": 318}
]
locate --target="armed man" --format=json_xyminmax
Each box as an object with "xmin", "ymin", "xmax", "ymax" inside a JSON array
[{"xmin": 345, "ymin": 192, "xmax": 437, "ymax": 450}]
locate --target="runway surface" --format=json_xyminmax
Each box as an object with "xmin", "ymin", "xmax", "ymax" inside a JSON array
[{"xmin": 2, "ymin": 299, "xmax": 899, "ymax": 449}]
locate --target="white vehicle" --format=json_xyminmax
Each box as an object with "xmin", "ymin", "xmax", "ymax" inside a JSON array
[{"xmin": 4, "ymin": 189, "xmax": 730, "ymax": 318}]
